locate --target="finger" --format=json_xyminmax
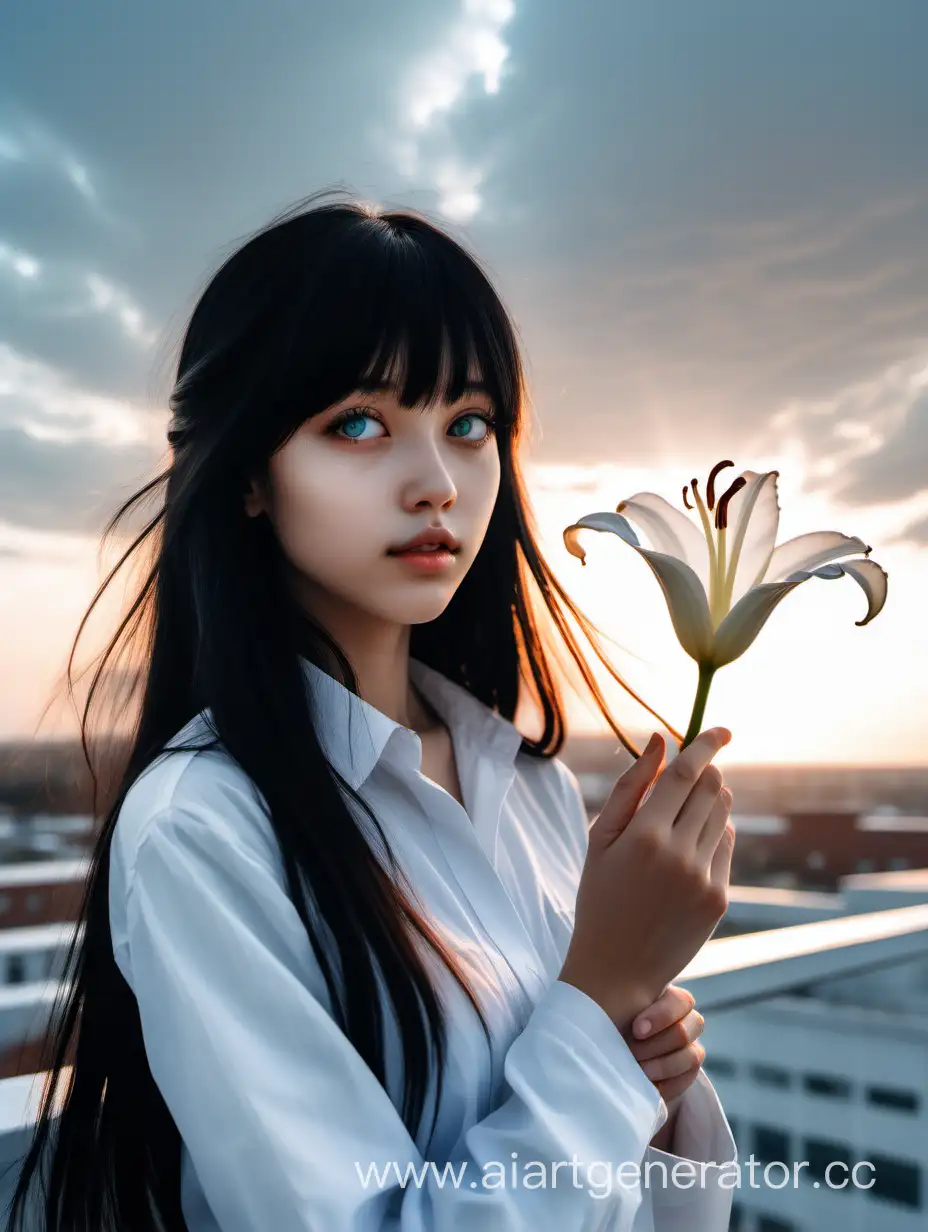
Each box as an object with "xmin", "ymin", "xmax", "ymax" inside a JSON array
[
  {"xmin": 631, "ymin": 1009, "xmax": 705, "ymax": 1061},
  {"xmin": 591, "ymin": 732, "xmax": 666, "ymax": 847},
  {"xmin": 696, "ymin": 787, "xmax": 733, "ymax": 865},
  {"xmin": 655, "ymin": 1069, "xmax": 701, "ymax": 1104},
  {"xmin": 671, "ymin": 764, "xmax": 725, "ymax": 850},
  {"xmin": 709, "ymin": 810, "xmax": 736, "ymax": 894},
  {"xmin": 631, "ymin": 727, "xmax": 731, "ymax": 835},
  {"xmin": 631, "ymin": 983, "xmax": 695, "ymax": 1039},
  {"xmin": 641, "ymin": 1041, "xmax": 706, "ymax": 1084}
]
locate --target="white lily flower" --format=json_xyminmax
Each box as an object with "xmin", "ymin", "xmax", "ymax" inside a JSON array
[{"xmin": 562, "ymin": 461, "xmax": 888, "ymax": 747}]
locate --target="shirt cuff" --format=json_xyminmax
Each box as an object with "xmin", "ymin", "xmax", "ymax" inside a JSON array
[
  {"xmin": 640, "ymin": 1068, "xmax": 738, "ymax": 1227},
  {"xmin": 517, "ymin": 979, "xmax": 668, "ymax": 1160}
]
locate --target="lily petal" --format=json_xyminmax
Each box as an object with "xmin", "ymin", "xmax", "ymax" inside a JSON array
[
  {"xmin": 615, "ymin": 492, "xmax": 711, "ymax": 592},
  {"xmin": 765, "ymin": 531, "xmax": 871, "ymax": 584},
  {"xmin": 711, "ymin": 557, "xmax": 889, "ymax": 668},
  {"xmin": 798, "ymin": 557, "xmax": 888, "ymax": 626},
  {"xmin": 710, "ymin": 577, "xmax": 808, "ymax": 668},
  {"xmin": 563, "ymin": 513, "xmax": 715, "ymax": 663},
  {"xmin": 722, "ymin": 470, "xmax": 781, "ymax": 609}
]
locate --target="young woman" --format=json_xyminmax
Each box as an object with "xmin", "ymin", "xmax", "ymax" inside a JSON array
[{"xmin": 5, "ymin": 189, "xmax": 738, "ymax": 1231}]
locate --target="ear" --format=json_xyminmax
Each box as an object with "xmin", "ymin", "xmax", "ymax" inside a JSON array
[{"xmin": 243, "ymin": 477, "xmax": 266, "ymax": 518}]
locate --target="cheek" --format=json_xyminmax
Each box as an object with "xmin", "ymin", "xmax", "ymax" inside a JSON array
[
  {"xmin": 268, "ymin": 448, "xmax": 377, "ymax": 570},
  {"xmin": 474, "ymin": 450, "xmax": 502, "ymax": 523}
]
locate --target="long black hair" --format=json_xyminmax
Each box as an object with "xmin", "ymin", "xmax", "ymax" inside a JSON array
[{"xmin": 4, "ymin": 188, "xmax": 682, "ymax": 1231}]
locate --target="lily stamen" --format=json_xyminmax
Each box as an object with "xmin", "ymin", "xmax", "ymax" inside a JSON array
[
  {"xmin": 719, "ymin": 469, "xmax": 780, "ymax": 614},
  {"xmin": 689, "ymin": 479, "xmax": 719, "ymax": 614},
  {"xmin": 714, "ymin": 476, "xmax": 746, "ymax": 532},
  {"xmin": 705, "ymin": 460, "xmax": 734, "ymax": 512},
  {"xmin": 710, "ymin": 476, "xmax": 746, "ymax": 626}
]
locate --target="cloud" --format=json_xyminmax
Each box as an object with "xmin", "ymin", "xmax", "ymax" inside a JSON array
[
  {"xmin": 830, "ymin": 387, "xmax": 928, "ymax": 506},
  {"xmin": 514, "ymin": 190, "xmax": 928, "ymax": 468},
  {"xmin": 893, "ymin": 511, "xmax": 928, "ymax": 546},
  {"xmin": 0, "ymin": 0, "xmax": 925, "ymax": 522},
  {"xmin": 375, "ymin": 0, "xmax": 517, "ymax": 222},
  {"xmin": 0, "ymin": 426, "xmax": 156, "ymax": 534},
  {"xmin": 0, "ymin": 343, "xmax": 160, "ymax": 534},
  {"xmin": 0, "ymin": 343, "xmax": 157, "ymax": 444}
]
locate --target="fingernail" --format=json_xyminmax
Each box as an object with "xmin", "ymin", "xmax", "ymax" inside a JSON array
[{"xmin": 634, "ymin": 1017, "xmax": 652, "ymax": 1038}]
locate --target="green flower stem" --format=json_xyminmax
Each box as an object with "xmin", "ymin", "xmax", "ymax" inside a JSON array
[{"xmin": 681, "ymin": 663, "xmax": 717, "ymax": 749}]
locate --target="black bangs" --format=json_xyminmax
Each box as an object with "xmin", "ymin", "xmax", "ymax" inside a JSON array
[{"xmin": 264, "ymin": 208, "xmax": 524, "ymax": 443}]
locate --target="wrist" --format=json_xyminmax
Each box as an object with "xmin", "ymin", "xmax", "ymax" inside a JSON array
[{"xmin": 557, "ymin": 960, "xmax": 649, "ymax": 1036}]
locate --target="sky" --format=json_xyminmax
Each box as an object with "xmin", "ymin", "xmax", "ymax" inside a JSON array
[{"xmin": 0, "ymin": 0, "xmax": 926, "ymax": 764}]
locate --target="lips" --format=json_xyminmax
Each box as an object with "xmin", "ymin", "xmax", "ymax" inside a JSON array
[{"xmin": 387, "ymin": 527, "xmax": 461, "ymax": 553}]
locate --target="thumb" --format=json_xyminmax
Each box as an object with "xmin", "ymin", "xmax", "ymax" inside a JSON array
[{"xmin": 590, "ymin": 732, "xmax": 665, "ymax": 847}]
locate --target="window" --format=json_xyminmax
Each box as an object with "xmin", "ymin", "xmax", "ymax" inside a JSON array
[
  {"xmin": 866, "ymin": 1085, "xmax": 919, "ymax": 1113},
  {"xmin": 7, "ymin": 955, "xmax": 26, "ymax": 985},
  {"xmin": 704, "ymin": 1056, "xmax": 737, "ymax": 1079},
  {"xmin": 866, "ymin": 1153, "xmax": 921, "ymax": 1209},
  {"xmin": 751, "ymin": 1064, "xmax": 791, "ymax": 1089},
  {"xmin": 752, "ymin": 1124, "xmax": 790, "ymax": 1166},
  {"xmin": 803, "ymin": 1137, "xmax": 852, "ymax": 1185},
  {"xmin": 803, "ymin": 1072, "xmax": 852, "ymax": 1099},
  {"xmin": 757, "ymin": 1216, "xmax": 795, "ymax": 1232}
]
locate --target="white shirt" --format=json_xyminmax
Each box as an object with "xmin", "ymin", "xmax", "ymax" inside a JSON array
[{"xmin": 109, "ymin": 655, "xmax": 738, "ymax": 1231}]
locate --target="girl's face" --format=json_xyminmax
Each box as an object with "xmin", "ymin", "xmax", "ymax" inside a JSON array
[{"xmin": 245, "ymin": 375, "xmax": 501, "ymax": 632}]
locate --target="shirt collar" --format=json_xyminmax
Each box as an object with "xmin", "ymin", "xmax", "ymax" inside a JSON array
[{"xmin": 299, "ymin": 654, "xmax": 525, "ymax": 791}]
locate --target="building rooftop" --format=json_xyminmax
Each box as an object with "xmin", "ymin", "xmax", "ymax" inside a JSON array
[
  {"xmin": 0, "ymin": 922, "xmax": 76, "ymax": 954},
  {"xmin": 843, "ymin": 866, "xmax": 928, "ymax": 890},
  {"xmin": 0, "ymin": 858, "xmax": 90, "ymax": 888}
]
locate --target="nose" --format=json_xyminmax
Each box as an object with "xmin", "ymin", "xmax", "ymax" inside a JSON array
[{"xmin": 400, "ymin": 441, "xmax": 457, "ymax": 512}]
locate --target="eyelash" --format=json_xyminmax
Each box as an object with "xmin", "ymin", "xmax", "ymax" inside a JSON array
[{"xmin": 324, "ymin": 407, "xmax": 498, "ymax": 449}]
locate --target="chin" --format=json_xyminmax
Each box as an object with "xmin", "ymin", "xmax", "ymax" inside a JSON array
[
  {"xmin": 389, "ymin": 595, "xmax": 458, "ymax": 624},
  {"xmin": 363, "ymin": 585, "xmax": 459, "ymax": 626}
]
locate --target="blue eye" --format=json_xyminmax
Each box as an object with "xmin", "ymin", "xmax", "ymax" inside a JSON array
[
  {"xmin": 450, "ymin": 414, "xmax": 489, "ymax": 440},
  {"xmin": 326, "ymin": 408, "xmax": 497, "ymax": 447},
  {"xmin": 325, "ymin": 411, "xmax": 384, "ymax": 442},
  {"xmin": 341, "ymin": 414, "xmax": 372, "ymax": 439}
]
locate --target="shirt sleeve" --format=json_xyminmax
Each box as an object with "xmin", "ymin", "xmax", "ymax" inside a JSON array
[
  {"xmin": 631, "ymin": 1070, "xmax": 738, "ymax": 1231},
  {"xmin": 117, "ymin": 802, "xmax": 678, "ymax": 1232}
]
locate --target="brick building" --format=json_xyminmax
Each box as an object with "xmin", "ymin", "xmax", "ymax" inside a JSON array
[{"xmin": 0, "ymin": 860, "xmax": 89, "ymax": 930}]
